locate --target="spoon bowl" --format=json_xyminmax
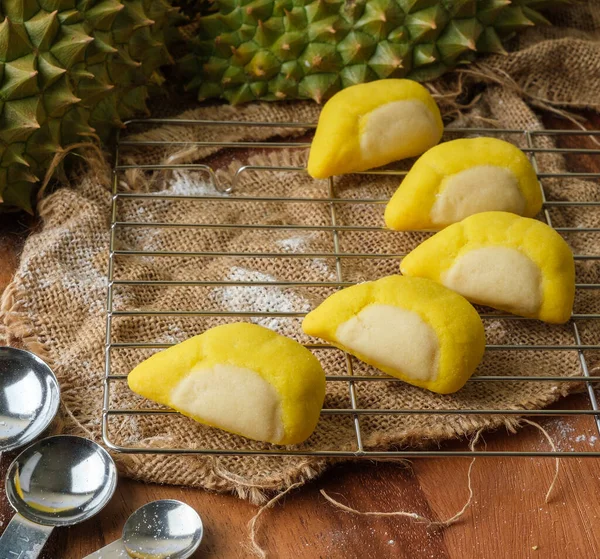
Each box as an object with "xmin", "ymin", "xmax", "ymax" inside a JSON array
[
  {"xmin": 6, "ymin": 435, "xmax": 118, "ymax": 527},
  {"xmin": 0, "ymin": 347, "xmax": 60, "ymax": 453},
  {"xmin": 123, "ymin": 500, "xmax": 203, "ymax": 559},
  {"xmin": 84, "ymin": 499, "xmax": 203, "ymax": 559}
]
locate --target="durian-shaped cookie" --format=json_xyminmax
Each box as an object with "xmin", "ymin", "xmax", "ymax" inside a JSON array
[
  {"xmin": 307, "ymin": 80, "xmax": 443, "ymax": 179},
  {"xmin": 302, "ymin": 276, "xmax": 485, "ymax": 394},
  {"xmin": 385, "ymin": 138, "xmax": 543, "ymax": 230},
  {"xmin": 401, "ymin": 212, "xmax": 575, "ymax": 323},
  {"xmin": 128, "ymin": 323, "xmax": 326, "ymax": 445}
]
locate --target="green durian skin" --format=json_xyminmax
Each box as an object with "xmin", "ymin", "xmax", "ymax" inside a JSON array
[
  {"xmin": 0, "ymin": 0, "xmax": 183, "ymax": 213},
  {"xmin": 181, "ymin": 0, "xmax": 570, "ymax": 105}
]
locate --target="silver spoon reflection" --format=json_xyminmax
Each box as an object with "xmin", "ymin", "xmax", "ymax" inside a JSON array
[
  {"xmin": 0, "ymin": 435, "xmax": 118, "ymax": 559},
  {"xmin": 85, "ymin": 500, "xmax": 203, "ymax": 559},
  {"xmin": 0, "ymin": 347, "xmax": 60, "ymax": 453}
]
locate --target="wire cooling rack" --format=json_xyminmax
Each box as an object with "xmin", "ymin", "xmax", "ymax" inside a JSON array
[{"xmin": 103, "ymin": 119, "xmax": 600, "ymax": 457}]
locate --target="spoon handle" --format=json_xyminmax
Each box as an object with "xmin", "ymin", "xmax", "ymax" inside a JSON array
[
  {"xmin": 0, "ymin": 513, "xmax": 54, "ymax": 559},
  {"xmin": 83, "ymin": 538, "xmax": 129, "ymax": 559}
]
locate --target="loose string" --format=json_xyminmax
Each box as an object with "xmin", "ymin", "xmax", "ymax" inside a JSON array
[
  {"xmin": 321, "ymin": 429, "xmax": 483, "ymax": 529},
  {"xmin": 247, "ymin": 431, "xmax": 486, "ymax": 557},
  {"xmin": 520, "ymin": 419, "xmax": 560, "ymax": 503},
  {"xmin": 320, "ymin": 420, "xmax": 561, "ymax": 530},
  {"xmin": 247, "ymin": 481, "xmax": 304, "ymax": 558}
]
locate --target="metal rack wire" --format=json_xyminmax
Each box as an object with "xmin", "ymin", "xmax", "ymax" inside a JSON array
[{"xmin": 103, "ymin": 120, "xmax": 600, "ymax": 457}]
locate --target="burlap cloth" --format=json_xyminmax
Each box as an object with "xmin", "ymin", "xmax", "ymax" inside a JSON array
[{"xmin": 1, "ymin": 2, "xmax": 599, "ymax": 503}]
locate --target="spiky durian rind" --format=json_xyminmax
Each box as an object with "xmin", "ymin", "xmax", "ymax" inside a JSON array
[
  {"xmin": 180, "ymin": 0, "xmax": 570, "ymax": 105},
  {"xmin": 0, "ymin": 0, "xmax": 183, "ymax": 212}
]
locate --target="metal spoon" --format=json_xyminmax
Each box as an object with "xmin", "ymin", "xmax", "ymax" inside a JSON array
[
  {"xmin": 0, "ymin": 347, "xmax": 60, "ymax": 453},
  {"xmin": 0, "ymin": 435, "xmax": 118, "ymax": 559},
  {"xmin": 85, "ymin": 500, "xmax": 204, "ymax": 559}
]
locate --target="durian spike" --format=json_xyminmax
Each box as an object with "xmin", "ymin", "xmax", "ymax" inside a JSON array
[
  {"xmin": 0, "ymin": 98, "xmax": 42, "ymax": 144},
  {"xmin": 23, "ymin": 10, "xmax": 60, "ymax": 51},
  {"xmin": 0, "ymin": 18, "xmax": 34, "ymax": 62},
  {"xmin": 2, "ymin": 56, "xmax": 39, "ymax": 100}
]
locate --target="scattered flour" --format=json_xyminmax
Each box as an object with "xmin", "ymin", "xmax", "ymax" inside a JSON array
[
  {"xmin": 553, "ymin": 418, "xmax": 575, "ymax": 440},
  {"xmin": 120, "ymin": 171, "xmax": 228, "ymax": 253},
  {"xmin": 549, "ymin": 419, "xmax": 599, "ymax": 451},
  {"xmin": 19, "ymin": 258, "xmax": 108, "ymax": 312},
  {"xmin": 276, "ymin": 236, "xmax": 308, "ymax": 253},
  {"xmin": 308, "ymin": 258, "xmax": 338, "ymax": 281},
  {"xmin": 158, "ymin": 323, "xmax": 187, "ymax": 344},
  {"xmin": 163, "ymin": 170, "xmax": 227, "ymax": 197},
  {"xmin": 276, "ymin": 233, "xmax": 315, "ymax": 253},
  {"xmin": 574, "ymin": 434, "xmax": 598, "ymax": 444},
  {"xmin": 212, "ymin": 267, "xmax": 311, "ymax": 332},
  {"xmin": 120, "ymin": 170, "xmax": 227, "ymax": 198}
]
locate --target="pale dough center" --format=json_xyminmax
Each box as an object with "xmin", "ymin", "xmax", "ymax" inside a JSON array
[
  {"xmin": 442, "ymin": 246, "xmax": 542, "ymax": 315},
  {"xmin": 170, "ymin": 364, "xmax": 284, "ymax": 443},
  {"xmin": 359, "ymin": 100, "xmax": 439, "ymax": 165},
  {"xmin": 335, "ymin": 304, "xmax": 439, "ymax": 381},
  {"xmin": 430, "ymin": 165, "xmax": 526, "ymax": 226}
]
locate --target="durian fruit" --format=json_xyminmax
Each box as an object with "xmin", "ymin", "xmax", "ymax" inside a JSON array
[
  {"xmin": 308, "ymin": 79, "xmax": 442, "ymax": 178},
  {"xmin": 302, "ymin": 275, "xmax": 485, "ymax": 394},
  {"xmin": 180, "ymin": 0, "xmax": 570, "ymax": 104},
  {"xmin": 128, "ymin": 323, "xmax": 326, "ymax": 445},
  {"xmin": 0, "ymin": 0, "xmax": 182, "ymax": 213},
  {"xmin": 385, "ymin": 137, "xmax": 543, "ymax": 230},
  {"xmin": 401, "ymin": 211, "xmax": 575, "ymax": 323}
]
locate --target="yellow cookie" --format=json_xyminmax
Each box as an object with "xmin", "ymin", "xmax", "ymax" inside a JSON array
[
  {"xmin": 401, "ymin": 212, "xmax": 575, "ymax": 323},
  {"xmin": 307, "ymin": 79, "xmax": 443, "ymax": 179},
  {"xmin": 302, "ymin": 275, "xmax": 485, "ymax": 394},
  {"xmin": 385, "ymin": 137, "xmax": 543, "ymax": 230},
  {"xmin": 128, "ymin": 323, "xmax": 326, "ymax": 445}
]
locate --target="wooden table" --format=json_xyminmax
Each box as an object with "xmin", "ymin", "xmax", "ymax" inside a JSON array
[{"xmin": 1, "ymin": 113, "xmax": 600, "ymax": 559}]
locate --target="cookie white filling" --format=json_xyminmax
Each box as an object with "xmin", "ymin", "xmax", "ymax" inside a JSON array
[
  {"xmin": 442, "ymin": 246, "xmax": 542, "ymax": 315},
  {"xmin": 431, "ymin": 165, "xmax": 526, "ymax": 226},
  {"xmin": 359, "ymin": 100, "xmax": 439, "ymax": 166},
  {"xmin": 336, "ymin": 304, "xmax": 439, "ymax": 381},
  {"xmin": 170, "ymin": 364, "xmax": 284, "ymax": 443}
]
